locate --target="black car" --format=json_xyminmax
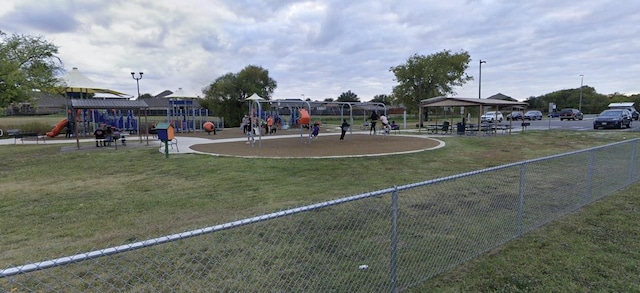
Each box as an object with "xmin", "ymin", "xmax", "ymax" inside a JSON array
[
  {"xmin": 593, "ymin": 109, "xmax": 632, "ymax": 129},
  {"xmin": 559, "ymin": 108, "xmax": 584, "ymax": 121},
  {"xmin": 506, "ymin": 111, "xmax": 523, "ymax": 120}
]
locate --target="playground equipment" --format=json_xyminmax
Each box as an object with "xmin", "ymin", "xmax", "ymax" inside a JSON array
[
  {"xmin": 167, "ymin": 99, "xmax": 213, "ymax": 133},
  {"xmin": 297, "ymin": 109, "xmax": 310, "ymax": 126},
  {"xmin": 203, "ymin": 121, "xmax": 216, "ymax": 135},
  {"xmin": 155, "ymin": 122, "xmax": 175, "ymax": 158},
  {"xmin": 46, "ymin": 119, "xmax": 68, "ymax": 137}
]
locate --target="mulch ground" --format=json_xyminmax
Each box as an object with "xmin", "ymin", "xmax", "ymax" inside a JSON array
[{"xmin": 185, "ymin": 127, "xmax": 441, "ymax": 158}]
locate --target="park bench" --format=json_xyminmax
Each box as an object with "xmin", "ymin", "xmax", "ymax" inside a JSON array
[{"xmin": 7, "ymin": 129, "xmax": 46, "ymax": 144}]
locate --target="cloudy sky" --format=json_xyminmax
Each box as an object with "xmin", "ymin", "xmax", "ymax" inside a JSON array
[{"xmin": 1, "ymin": 0, "xmax": 639, "ymax": 101}]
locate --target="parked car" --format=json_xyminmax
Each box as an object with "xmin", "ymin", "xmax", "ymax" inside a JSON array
[
  {"xmin": 559, "ymin": 108, "xmax": 584, "ymax": 121},
  {"xmin": 548, "ymin": 111, "xmax": 560, "ymax": 118},
  {"xmin": 524, "ymin": 110, "xmax": 543, "ymax": 120},
  {"xmin": 480, "ymin": 111, "xmax": 504, "ymax": 122},
  {"xmin": 593, "ymin": 109, "xmax": 632, "ymax": 129},
  {"xmin": 506, "ymin": 111, "xmax": 523, "ymax": 120}
]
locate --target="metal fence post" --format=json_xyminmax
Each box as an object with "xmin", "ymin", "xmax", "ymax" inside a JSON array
[
  {"xmin": 628, "ymin": 140, "xmax": 637, "ymax": 185},
  {"xmin": 516, "ymin": 162, "xmax": 526, "ymax": 236},
  {"xmin": 585, "ymin": 150, "xmax": 595, "ymax": 204},
  {"xmin": 390, "ymin": 186, "xmax": 399, "ymax": 293}
]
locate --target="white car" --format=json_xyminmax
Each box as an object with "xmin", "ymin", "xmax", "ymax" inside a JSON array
[{"xmin": 481, "ymin": 111, "xmax": 504, "ymax": 122}]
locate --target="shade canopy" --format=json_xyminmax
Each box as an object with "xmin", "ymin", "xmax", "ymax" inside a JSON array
[
  {"xmin": 164, "ymin": 87, "xmax": 196, "ymax": 99},
  {"xmin": 59, "ymin": 67, "xmax": 128, "ymax": 96},
  {"xmin": 247, "ymin": 93, "xmax": 264, "ymax": 101}
]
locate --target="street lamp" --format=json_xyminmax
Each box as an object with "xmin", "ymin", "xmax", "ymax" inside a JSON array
[
  {"xmin": 478, "ymin": 60, "xmax": 486, "ymax": 99},
  {"xmin": 131, "ymin": 72, "xmax": 143, "ymax": 143},
  {"xmin": 131, "ymin": 72, "xmax": 143, "ymax": 99},
  {"xmin": 579, "ymin": 74, "xmax": 584, "ymax": 111}
]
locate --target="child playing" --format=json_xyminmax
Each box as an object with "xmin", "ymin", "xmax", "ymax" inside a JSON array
[
  {"xmin": 310, "ymin": 122, "xmax": 320, "ymax": 139},
  {"xmin": 340, "ymin": 119, "xmax": 350, "ymax": 140}
]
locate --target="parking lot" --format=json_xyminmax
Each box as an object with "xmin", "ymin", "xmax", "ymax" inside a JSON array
[{"xmin": 516, "ymin": 114, "xmax": 640, "ymax": 132}]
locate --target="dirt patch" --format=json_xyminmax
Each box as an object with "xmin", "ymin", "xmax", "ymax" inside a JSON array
[{"xmin": 190, "ymin": 133, "xmax": 442, "ymax": 158}]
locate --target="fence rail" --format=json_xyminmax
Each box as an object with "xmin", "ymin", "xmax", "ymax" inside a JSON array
[{"xmin": 2, "ymin": 139, "xmax": 638, "ymax": 292}]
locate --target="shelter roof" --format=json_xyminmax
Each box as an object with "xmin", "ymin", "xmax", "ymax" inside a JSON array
[
  {"xmin": 487, "ymin": 93, "xmax": 517, "ymax": 101},
  {"xmin": 71, "ymin": 99, "xmax": 148, "ymax": 109},
  {"xmin": 420, "ymin": 96, "xmax": 527, "ymax": 108},
  {"xmin": 263, "ymin": 99, "xmax": 387, "ymax": 110},
  {"xmin": 608, "ymin": 102, "xmax": 635, "ymax": 108}
]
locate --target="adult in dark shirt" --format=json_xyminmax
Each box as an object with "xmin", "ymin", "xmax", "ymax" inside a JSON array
[
  {"xmin": 340, "ymin": 119, "xmax": 350, "ymax": 140},
  {"xmin": 369, "ymin": 111, "xmax": 379, "ymax": 135}
]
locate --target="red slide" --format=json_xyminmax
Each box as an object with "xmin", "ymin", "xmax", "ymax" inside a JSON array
[{"xmin": 46, "ymin": 119, "xmax": 68, "ymax": 138}]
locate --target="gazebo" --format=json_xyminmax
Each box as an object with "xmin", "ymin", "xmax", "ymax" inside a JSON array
[
  {"xmin": 419, "ymin": 96, "xmax": 528, "ymax": 135},
  {"xmin": 69, "ymin": 99, "xmax": 150, "ymax": 149}
]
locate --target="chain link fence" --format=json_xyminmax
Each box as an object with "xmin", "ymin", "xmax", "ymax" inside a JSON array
[{"xmin": 2, "ymin": 139, "xmax": 638, "ymax": 292}]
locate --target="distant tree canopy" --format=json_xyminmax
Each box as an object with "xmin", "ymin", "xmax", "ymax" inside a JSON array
[
  {"xmin": 202, "ymin": 65, "xmax": 277, "ymax": 127},
  {"xmin": 323, "ymin": 98, "xmax": 334, "ymax": 102},
  {"xmin": 370, "ymin": 94, "xmax": 394, "ymax": 105},
  {"xmin": 0, "ymin": 31, "xmax": 64, "ymax": 107},
  {"xmin": 523, "ymin": 86, "xmax": 640, "ymax": 114},
  {"xmin": 336, "ymin": 90, "xmax": 360, "ymax": 102},
  {"xmin": 390, "ymin": 50, "xmax": 472, "ymax": 114}
]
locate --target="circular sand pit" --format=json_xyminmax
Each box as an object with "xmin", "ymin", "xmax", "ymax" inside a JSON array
[{"xmin": 190, "ymin": 134, "xmax": 443, "ymax": 158}]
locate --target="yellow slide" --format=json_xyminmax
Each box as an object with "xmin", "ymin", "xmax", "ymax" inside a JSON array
[{"xmin": 46, "ymin": 119, "xmax": 68, "ymax": 138}]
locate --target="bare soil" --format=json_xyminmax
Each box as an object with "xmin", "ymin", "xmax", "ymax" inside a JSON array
[{"xmin": 186, "ymin": 127, "xmax": 441, "ymax": 158}]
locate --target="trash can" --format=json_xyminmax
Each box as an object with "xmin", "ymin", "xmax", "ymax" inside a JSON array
[{"xmin": 457, "ymin": 122, "xmax": 465, "ymax": 135}]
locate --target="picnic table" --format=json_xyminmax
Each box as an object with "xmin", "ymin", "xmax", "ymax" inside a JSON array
[{"xmin": 426, "ymin": 123, "xmax": 451, "ymax": 134}]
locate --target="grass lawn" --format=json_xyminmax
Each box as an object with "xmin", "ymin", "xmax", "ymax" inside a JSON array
[{"xmin": 1, "ymin": 128, "xmax": 639, "ymax": 291}]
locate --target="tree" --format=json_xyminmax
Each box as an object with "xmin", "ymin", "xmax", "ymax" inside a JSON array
[
  {"xmin": 0, "ymin": 31, "xmax": 64, "ymax": 108},
  {"xmin": 202, "ymin": 65, "xmax": 277, "ymax": 127},
  {"xmin": 526, "ymin": 86, "xmax": 608, "ymax": 114},
  {"xmin": 323, "ymin": 98, "xmax": 334, "ymax": 102},
  {"xmin": 336, "ymin": 90, "xmax": 360, "ymax": 102},
  {"xmin": 370, "ymin": 94, "xmax": 394, "ymax": 105},
  {"xmin": 390, "ymin": 50, "xmax": 472, "ymax": 113}
]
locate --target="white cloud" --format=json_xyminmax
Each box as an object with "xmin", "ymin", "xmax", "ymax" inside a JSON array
[{"xmin": 1, "ymin": 0, "xmax": 639, "ymax": 100}]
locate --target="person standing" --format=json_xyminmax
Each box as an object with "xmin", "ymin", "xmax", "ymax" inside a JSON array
[
  {"xmin": 266, "ymin": 115, "xmax": 274, "ymax": 135},
  {"xmin": 340, "ymin": 119, "xmax": 350, "ymax": 140},
  {"xmin": 380, "ymin": 114, "xmax": 389, "ymax": 135},
  {"xmin": 369, "ymin": 111, "xmax": 379, "ymax": 135}
]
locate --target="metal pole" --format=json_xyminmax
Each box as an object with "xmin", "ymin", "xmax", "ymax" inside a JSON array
[
  {"xmin": 131, "ymin": 72, "xmax": 143, "ymax": 142},
  {"xmin": 579, "ymin": 74, "xmax": 584, "ymax": 111},
  {"xmin": 390, "ymin": 186, "xmax": 399, "ymax": 293},
  {"xmin": 478, "ymin": 60, "xmax": 486, "ymax": 99}
]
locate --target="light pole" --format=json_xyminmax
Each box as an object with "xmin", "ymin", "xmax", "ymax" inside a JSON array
[
  {"xmin": 131, "ymin": 72, "xmax": 143, "ymax": 99},
  {"xmin": 478, "ymin": 60, "xmax": 486, "ymax": 99},
  {"xmin": 579, "ymin": 74, "xmax": 584, "ymax": 111},
  {"xmin": 131, "ymin": 72, "xmax": 143, "ymax": 143}
]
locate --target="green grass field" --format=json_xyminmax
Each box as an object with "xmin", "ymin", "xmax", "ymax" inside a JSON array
[{"xmin": 1, "ymin": 124, "xmax": 639, "ymax": 291}]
